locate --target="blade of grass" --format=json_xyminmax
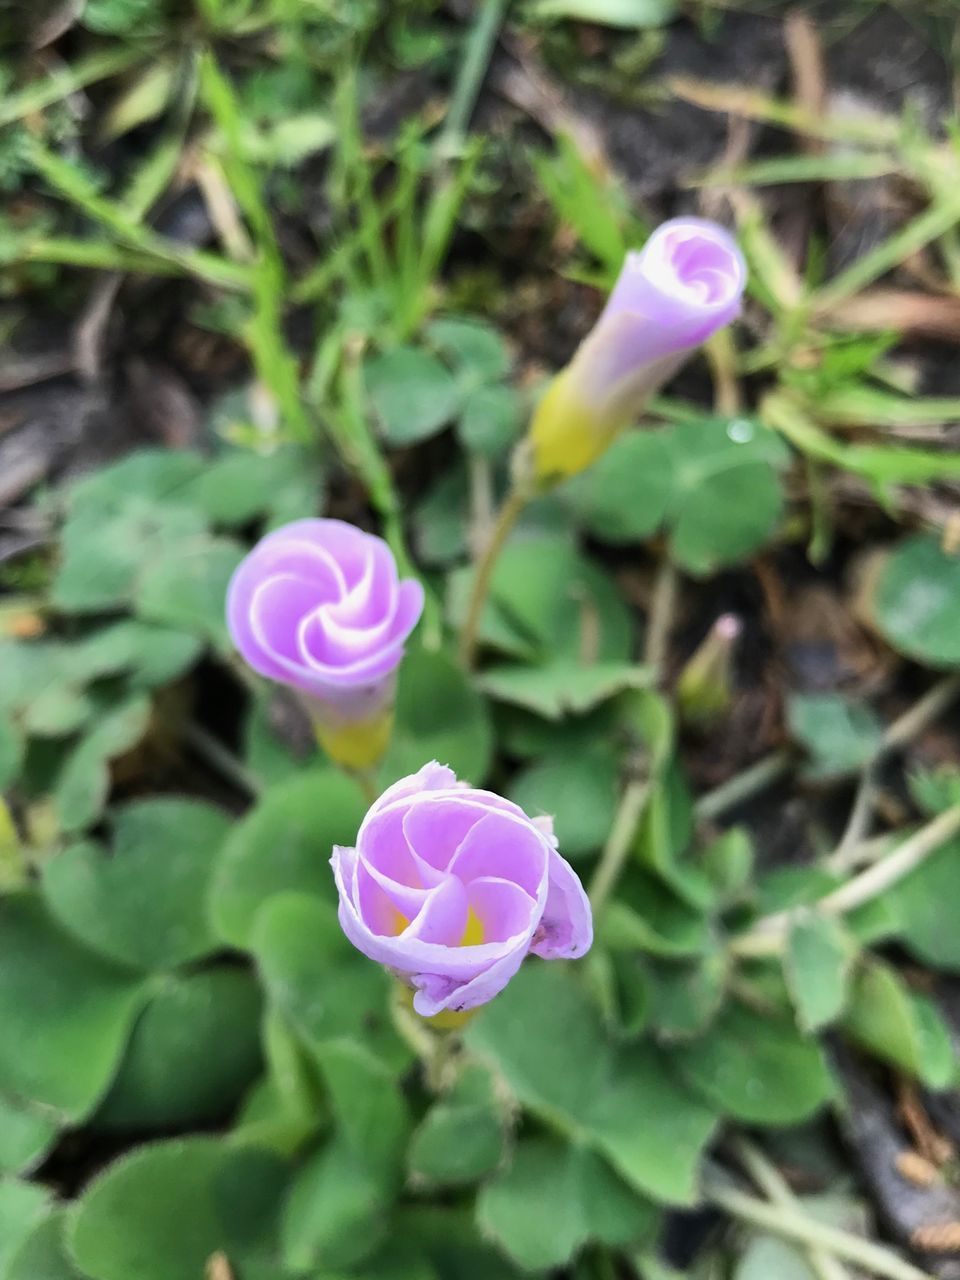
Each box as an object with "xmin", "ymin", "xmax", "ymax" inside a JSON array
[
  {"xmin": 0, "ymin": 46, "xmax": 145, "ymax": 128},
  {"xmin": 813, "ymin": 192, "xmax": 960, "ymax": 308},
  {"xmin": 28, "ymin": 139, "xmax": 251, "ymax": 291},
  {"xmin": 436, "ymin": 0, "xmax": 509, "ymax": 158}
]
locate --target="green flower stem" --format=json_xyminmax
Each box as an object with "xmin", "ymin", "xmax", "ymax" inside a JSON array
[
  {"xmin": 644, "ymin": 557, "xmax": 679, "ymax": 677},
  {"xmin": 437, "ymin": 0, "xmax": 510, "ymax": 159},
  {"xmin": 832, "ymin": 674, "xmax": 960, "ymax": 867},
  {"xmin": 458, "ymin": 484, "xmax": 529, "ymax": 669},
  {"xmin": 588, "ymin": 775, "xmax": 652, "ymax": 916},
  {"xmin": 182, "ymin": 722, "xmax": 262, "ymax": 800},
  {"xmin": 732, "ymin": 1137, "xmax": 849, "ymax": 1280},
  {"xmin": 704, "ymin": 1176, "xmax": 933, "ymax": 1280},
  {"xmin": 730, "ymin": 801, "xmax": 960, "ymax": 958},
  {"xmin": 694, "ymin": 749, "xmax": 792, "ymax": 823}
]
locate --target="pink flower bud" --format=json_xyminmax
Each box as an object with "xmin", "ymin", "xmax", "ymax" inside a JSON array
[
  {"xmin": 331, "ymin": 762, "xmax": 593, "ymax": 1017},
  {"xmin": 530, "ymin": 218, "xmax": 747, "ymax": 481}
]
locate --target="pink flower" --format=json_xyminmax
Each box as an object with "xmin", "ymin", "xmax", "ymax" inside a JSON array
[
  {"xmin": 331, "ymin": 762, "xmax": 593, "ymax": 1017},
  {"xmin": 226, "ymin": 521, "xmax": 423, "ymax": 767}
]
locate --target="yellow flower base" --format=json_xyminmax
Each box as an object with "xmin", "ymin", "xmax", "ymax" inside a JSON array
[
  {"xmin": 528, "ymin": 370, "xmax": 618, "ymax": 483},
  {"xmin": 314, "ymin": 707, "xmax": 394, "ymax": 772}
]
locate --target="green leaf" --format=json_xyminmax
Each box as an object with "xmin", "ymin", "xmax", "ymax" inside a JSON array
[
  {"xmin": 365, "ymin": 347, "xmax": 461, "ymax": 445},
  {"xmin": 457, "ymin": 385, "xmax": 522, "ymax": 457},
  {"xmin": 841, "ymin": 960, "xmax": 955, "ymax": 1088},
  {"xmin": 381, "ymin": 647, "xmax": 494, "ymax": 786},
  {"xmin": 787, "ymin": 693, "xmax": 882, "ymax": 780},
  {"xmin": 478, "ymin": 661, "xmax": 648, "ymax": 719},
  {"xmin": 427, "ymin": 316, "xmax": 511, "ymax": 383},
  {"xmin": 561, "ymin": 431, "xmax": 674, "ymax": 544},
  {"xmin": 54, "ymin": 456, "xmax": 208, "ymax": 612},
  {"xmin": 281, "ymin": 1039, "xmax": 410, "ymax": 1272},
  {"xmin": 785, "ymin": 913, "xmax": 856, "ymax": 1032},
  {"xmin": 665, "ymin": 418, "xmax": 787, "ymax": 574},
  {"xmin": 281, "ymin": 1138, "xmax": 386, "ymax": 1272},
  {"xmin": 210, "ymin": 770, "xmax": 366, "ymax": 948},
  {"xmin": 534, "ymin": 0, "xmax": 678, "ymax": 26},
  {"xmin": 135, "ymin": 538, "xmax": 244, "ymax": 649},
  {"xmin": 318, "ymin": 1039, "xmax": 410, "ymax": 1179},
  {"xmin": 181, "ymin": 446, "xmax": 316, "ymax": 526},
  {"xmin": 412, "ymin": 465, "xmax": 470, "ymax": 568},
  {"xmin": 68, "ymin": 1137, "xmax": 289, "ymax": 1280},
  {"xmin": 644, "ymin": 953, "xmax": 728, "ymax": 1041},
  {"xmin": 44, "ymin": 798, "xmax": 231, "ymax": 971},
  {"xmin": 4, "ymin": 1210, "xmax": 83, "ymax": 1280},
  {"xmin": 507, "ymin": 745, "xmax": 618, "ymax": 859},
  {"xmin": 22, "ymin": 686, "xmax": 93, "ymax": 737},
  {"xmin": 54, "ymin": 696, "xmax": 152, "ymax": 834},
  {"xmin": 477, "ymin": 1136, "xmax": 657, "ymax": 1270},
  {"xmin": 872, "ymin": 534, "xmax": 960, "ymax": 667},
  {"xmin": 0, "ymin": 1179, "xmax": 52, "ymax": 1275},
  {"xmin": 0, "ymin": 895, "xmax": 146, "ymax": 1120},
  {"xmin": 0, "ymin": 1092, "xmax": 58, "ymax": 1175},
  {"xmin": 889, "ymin": 834, "xmax": 960, "ymax": 970},
  {"xmin": 96, "ymin": 968, "xmax": 263, "ymax": 1130},
  {"xmin": 408, "ymin": 1066, "xmax": 505, "ymax": 1187},
  {"xmin": 562, "ymin": 420, "xmax": 788, "ymax": 572},
  {"xmin": 467, "ymin": 964, "xmax": 717, "ymax": 1205},
  {"xmin": 735, "ymin": 1236, "xmax": 819, "ymax": 1280},
  {"xmin": 0, "ymin": 716, "xmax": 23, "ymax": 789},
  {"xmin": 252, "ymin": 892, "xmax": 409, "ymax": 1072},
  {"xmin": 64, "ymin": 621, "xmax": 201, "ymax": 689},
  {"xmin": 671, "ymin": 1001, "xmax": 834, "ymax": 1125}
]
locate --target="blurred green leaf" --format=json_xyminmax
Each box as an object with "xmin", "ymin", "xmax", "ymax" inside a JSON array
[
  {"xmin": 427, "ymin": 317, "xmax": 511, "ymax": 383},
  {"xmin": 381, "ymin": 647, "xmax": 494, "ymax": 786},
  {"xmin": 563, "ymin": 419, "xmax": 788, "ymax": 573},
  {"xmin": 477, "ymin": 1136, "xmax": 657, "ymax": 1270},
  {"xmin": 365, "ymin": 347, "xmax": 461, "ymax": 445},
  {"xmin": 888, "ymin": 835, "xmax": 960, "ymax": 970},
  {"xmin": 562, "ymin": 432, "xmax": 674, "ymax": 543},
  {"xmin": 0, "ymin": 1179, "xmax": 52, "ymax": 1275},
  {"xmin": 68, "ymin": 1137, "xmax": 289, "ymax": 1280},
  {"xmin": 408, "ymin": 1066, "xmax": 504, "ymax": 1187},
  {"xmin": 873, "ymin": 534, "xmax": 960, "ymax": 667},
  {"xmin": 671, "ymin": 1002, "xmax": 834, "ymax": 1125},
  {"xmin": 458, "ymin": 385, "xmax": 522, "ymax": 457},
  {"xmin": 135, "ymin": 538, "xmax": 244, "ymax": 650},
  {"xmin": 96, "ymin": 968, "xmax": 262, "ymax": 1130},
  {"xmin": 3, "ymin": 1210, "xmax": 82, "ymax": 1280},
  {"xmin": 44, "ymin": 798, "xmax": 230, "ymax": 971},
  {"xmin": 507, "ymin": 744, "xmax": 618, "ymax": 859},
  {"xmin": 842, "ymin": 959, "xmax": 955, "ymax": 1088},
  {"xmin": 53, "ymin": 694, "xmax": 151, "ymax": 834},
  {"xmin": 787, "ymin": 693, "xmax": 882, "ymax": 780},
  {"xmin": 479, "ymin": 661, "xmax": 647, "ymax": 719},
  {"xmin": 785, "ymin": 913, "xmax": 857, "ymax": 1032},
  {"xmin": 210, "ymin": 770, "xmax": 366, "ymax": 948},
  {"xmin": 0, "ymin": 1092, "xmax": 58, "ymax": 1175},
  {"xmin": 0, "ymin": 895, "xmax": 146, "ymax": 1120}
]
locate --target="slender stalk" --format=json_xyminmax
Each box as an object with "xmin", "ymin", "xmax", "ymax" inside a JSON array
[
  {"xmin": 732, "ymin": 1138, "xmax": 849, "ymax": 1280},
  {"xmin": 731, "ymin": 802, "xmax": 960, "ymax": 957},
  {"xmin": 437, "ymin": 0, "xmax": 509, "ymax": 158},
  {"xmin": 644, "ymin": 557, "xmax": 679, "ymax": 677},
  {"xmin": 704, "ymin": 1178, "xmax": 933, "ymax": 1280},
  {"xmin": 458, "ymin": 485, "xmax": 528, "ymax": 669},
  {"xmin": 182, "ymin": 723, "xmax": 261, "ymax": 799},
  {"xmin": 588, "ymin": 777, "xmax": 652, "ymax": 914},
  {"xmin": 695, "ymin": 749, "xmax": 792, "ymax": 823}
]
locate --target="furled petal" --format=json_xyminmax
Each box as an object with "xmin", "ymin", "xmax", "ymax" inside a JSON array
[
  {"xmin": 529, "ymin": 846, "xmax": 594, "ymax": 960},
  {"xmin": 411, "ymin": 941, "xmax": 530, "ymax": 1017}
]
